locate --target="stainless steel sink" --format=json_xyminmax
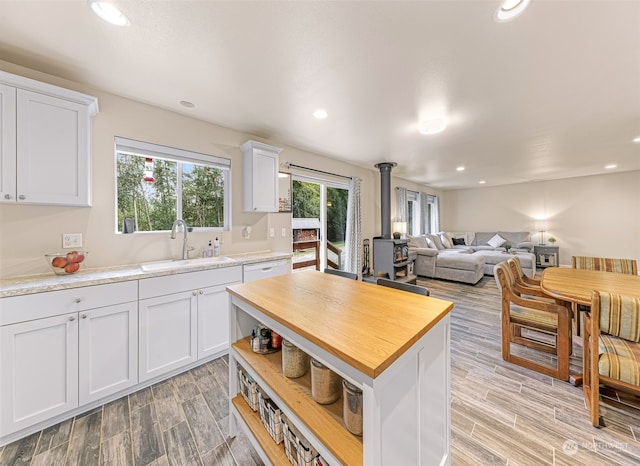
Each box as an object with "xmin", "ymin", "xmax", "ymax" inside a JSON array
[{"xmin": 140, "ymin": 256, "xmax": 236, "ymax": 272}]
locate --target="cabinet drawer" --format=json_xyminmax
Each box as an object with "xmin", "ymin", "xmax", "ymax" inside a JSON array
[
  {"xmin": 0, "ymin": 281, "xmax": 138, "ymax": 326},
  {"xmin": 243, "ymin": 260, "xmax": 289, "ymax": 283},
  {"xmin": 139, "ymin": 266, "xmax": 242, "ymax": 299}
]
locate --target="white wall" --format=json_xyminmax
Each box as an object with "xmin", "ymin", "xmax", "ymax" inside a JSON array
[
  {"xmin": 0, "ymin": 61, "xmax": 390, "ymax": 278},
  {"xmin": 441, "ymin": 171, "xmax": 640, "ymax": 267}
]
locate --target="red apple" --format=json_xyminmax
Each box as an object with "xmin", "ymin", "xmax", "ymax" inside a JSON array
[
  {"xmin": 51, "ymin": 257, "xmax": 67, "ymax": 268},
  {"xmin": 64, "ymin": 263, "xmax": 80, "ymax": 273},
  {"xmin": 66, "ymin": 251, "xmax": 84, "ymax": 264}
]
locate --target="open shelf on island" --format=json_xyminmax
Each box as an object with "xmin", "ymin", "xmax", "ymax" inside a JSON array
[
  {"xmin": 231, "ymin": 395, "xmax": 288, "ymax": 465},
  {"xmin": 232, "ymin": 336, "xmax": 363, "ymax": 465}
]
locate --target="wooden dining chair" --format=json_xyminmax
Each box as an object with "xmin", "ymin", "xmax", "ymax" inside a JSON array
[
  {"xmin": 507, "ymin": 257, "xmax": 547, "ymax": 298},
  {"xmin": 494, "ymin": 262, "xmax": 571, "ymax": 381},
  {"xmin": 572, "ymin": 256, "xmax": 638, "ymax": 275},
  {"xmin": 376, "ymin": 278, "xmax": 429, "ymax": 296},
  {"xmin": 583, "ymin": 291, "xmax": 640, "ymax": 427},
  {"xmin": 324, "ymin": 268, "xmax": 358, "ymax": 280}
]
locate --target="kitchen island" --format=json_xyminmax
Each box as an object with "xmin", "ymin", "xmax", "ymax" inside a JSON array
[{"xmin": 227, "ymin": 271, "xmax": 454, "ymax": 465}]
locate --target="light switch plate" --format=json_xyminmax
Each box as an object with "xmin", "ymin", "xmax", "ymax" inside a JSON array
[
  {"xmin": 281, "ymin": 227, "xmax": 287, "ymax": 237},
  {"xmin": 63, "ymin": 233, "xmax": 82, "ymax": 248},
  {"xmin": 269, "ymin": 227, "xmax": 275, "ymax": 237}
]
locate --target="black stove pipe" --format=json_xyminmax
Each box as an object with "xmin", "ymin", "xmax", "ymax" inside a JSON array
[{"xmin": 374, "ymin": 162, "xmax": 397, "ymax": 239}]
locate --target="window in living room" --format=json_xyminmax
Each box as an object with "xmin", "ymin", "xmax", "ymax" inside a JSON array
[{"xmin": 407, "ymin": 190, "xmax": 420, "ymax": 236}]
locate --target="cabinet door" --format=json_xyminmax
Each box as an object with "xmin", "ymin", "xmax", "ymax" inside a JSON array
[
  {"xmin": 16, "ymin": 89, "xmax": 90, "ymax": 206},
  {"xmin": 243, "ymin": 147, "xmax": 279, "ymax": 212},
  {"xmin": 197, "ymin": 284, "xmax": 234, "ymax": 360},
  {"xmin": 139, "ymin": 291, "xmax": 197, "ymax": 382},
  {"xmin": 0, "ymin": 84, "xmax": 16, "ymax": 203},
  {"xmin": 0, "ymin": 313, "xmax": 78, "ymax": 436},
  {"xmin": 78, "ymin": 303, "xmax": 138, "ymax": 405}
]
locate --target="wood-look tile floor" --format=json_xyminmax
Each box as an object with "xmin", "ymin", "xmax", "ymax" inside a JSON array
[
  {"xmin": 423, "ymin": 275, "xmax": 640, "ymax": 466},
  {"xmin": 0, "ymin": 357, "xmax": 262, "ymax": 466},
  {"xmin": 2, "ymin": 275, "xmax": 640, "ymax": 465}
]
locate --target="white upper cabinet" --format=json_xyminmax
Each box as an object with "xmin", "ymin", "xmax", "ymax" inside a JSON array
[
  {"xmin": 0, "ymin": 70, "xmax": 98, "ymax": 207},
  {"xmin": 241, "ymin": 140, "xmax": 282, "ymax": 212}
]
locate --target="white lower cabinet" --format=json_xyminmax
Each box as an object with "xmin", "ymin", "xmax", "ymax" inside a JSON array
[
  {"xmin": 197, "ymin": 284, "xmax": 231, "ymax": 359},
  {"xmin": 0, "ymin": 259, "xmax": 281, "ymax": 445},
  {"xmin": 138, "ymin": 290, "xmax": 198, "ymax": 382},
  {"xmin": 0, "ymin": 313, "xmax": 79, "ymax": 436},
  {"xmin": 138, "ymin": 266, "xmax": 242, "ymax": 382},
  {"xmin": 0, "ymin": 281, "xmax": 137, "ymax": 439},
  {"xmin": 79, "ymin": 303, "xmax": 138, "ymax": 405}
]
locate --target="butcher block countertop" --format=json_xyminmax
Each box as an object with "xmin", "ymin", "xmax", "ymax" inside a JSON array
[{"xmin": 227, "ymin": 270, "xmax": 454, "ymax": 379}]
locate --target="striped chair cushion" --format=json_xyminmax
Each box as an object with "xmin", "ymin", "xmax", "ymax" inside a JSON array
[
  {"xmin": 510, "ymin": 304, "xmax": 558, "ymax": 329},
  {"xmin": 573, "ymin": 256, "xmax": 637, "ymax": 275},
  {"xmin": 598, "ymin": 334, "xmax": 640, "ymax": 386},
  {"xmin": 599, "ymin": 292, "xmax": 640, "ymax": 342}
]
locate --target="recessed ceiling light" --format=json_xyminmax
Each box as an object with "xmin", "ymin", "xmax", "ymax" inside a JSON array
[
  {"xmin": 633, "ymin": 136, "xmax": 640, "ymax": 143},
  {"xmin": 418, "ymin": 117, "xmax": 448, "ymax": 135},
  {"xmin": 179, "ymin": 100, "xmax": 195, "ymax": 108},
  {"xmin": 456, "ymin": 166, "xmax": 465, "ymax": 172},
  {"xmin": 479, "ymin": 180, "xmax": 486, "ymax": 184},
  {"xmin": 88, "ymin": 0, "xmax": 130, "ymax": 26},
  {"xmin": 494, "ymin": 0, "xmax": 530, "ymax": 22},
  {"xmin": 605, "ymin": 164, "xmax": 617, "ymax": 169},
  {"xmin": 313, "ymin": 109, "xmax": 328, "ymax": 120}
]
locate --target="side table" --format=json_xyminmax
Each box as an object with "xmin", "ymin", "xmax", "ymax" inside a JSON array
[{"xmin": 535, "ymin": 245, "xmax": 559, "ymax": 267}]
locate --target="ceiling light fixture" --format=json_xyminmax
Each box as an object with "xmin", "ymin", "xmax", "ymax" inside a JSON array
[
  {"xmin": 605, "ymin": 164, "xmax": 617, "ymax": 169},
  {"xmin": 494, "ymin": 0, "xmax": 530, "ymax": 22},
  {"xmin": 313, "ymin": 109, "xmax": 328, "ymax": 120},
  {"xmin": 479, "ymin": 180, "xmax": 486, "ymax": 184},
  {"xmin": 179, "ymin": 100, "xmax": 195, "ymax": 108},
  {"xmin": 88, "ymin": 0, "xmax": 130, "ymax": 27},
  {"xmin": 633, "ymin": 136, "xmax": 640, "ymax": 143},
  {"xmin": 456, "ymin": 166, "xmax": 465, "ymax": 172},
  {"xmin": 418, "ymin": 117, "xmax": 448, "ymax": 135}
]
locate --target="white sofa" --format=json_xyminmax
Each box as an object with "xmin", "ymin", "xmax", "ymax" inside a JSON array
[{"xmin": 408, "ymin": 231, "xmax": 535, "ymax": 284}]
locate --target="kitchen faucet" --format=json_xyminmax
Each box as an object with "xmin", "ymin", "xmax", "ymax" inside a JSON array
[{"xmin": 170, "ymin": 219, "xmax": 195, "ymax": 260}]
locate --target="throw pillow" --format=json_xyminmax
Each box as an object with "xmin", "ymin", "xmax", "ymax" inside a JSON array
[
  {"xmin": 439, "ymin": 233, "xmax": 452, "ymax": 249},
  {"xmin": 428, "ymin": 234, "xmax": 445, "ymax": 250},
  {"xmin": 487, "ymin": 233, "xmax": 507, "ymax": 248},
  {"xmin": 408, "ymin": 235, "xmax": 430, "ymax": 249},
  {"xmin": 452, "ymin": 237, "xmax": 466, "ymax": 246}
]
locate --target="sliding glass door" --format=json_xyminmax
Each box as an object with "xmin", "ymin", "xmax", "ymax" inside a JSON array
[{"xmin": 292, "ymin": 176, "xmax": 349, "ymax": 271}]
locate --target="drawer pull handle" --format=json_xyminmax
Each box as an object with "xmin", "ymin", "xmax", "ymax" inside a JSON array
[
  {"xmin": 3, "ymin": 194, "xmax": 10, "ymax": 200},
  {"xmin": 18, "ymin": 195, "xmax": 26, "ymax": 200},
  {"xmin": 74, "ymin": 298, "xmax": 82, "ymax": 303},
  {"xmin": 81, "ymin": 314, "xmax": 87, "ymax": 319},
  {"xmin": 199, "ymin": 290, "xmax": 204, "ymax": 295},
  {"xmin": 193, "ymin": 291, "xmax": 197, "ymax": 296},
  {"xmin": 69, "ymin": 316, "xmax": 76, "ymax": 321}
]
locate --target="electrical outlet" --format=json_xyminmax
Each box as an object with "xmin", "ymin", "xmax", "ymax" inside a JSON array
[
  {"xmin": 269, "ymin": 227, "xmax": 275, "ymax": 238},
  {"xmin": 281, "ymin": 227, "xmax": 287, "ymax": 237},
  {"xmin": 62, "ymin": 233, "xmax": 82, "ymax": 249}
]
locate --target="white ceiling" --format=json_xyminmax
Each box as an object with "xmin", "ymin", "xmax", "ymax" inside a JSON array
[{"xmin": 1, "ymin": 0, "xmax": 639, "ymax": 190}]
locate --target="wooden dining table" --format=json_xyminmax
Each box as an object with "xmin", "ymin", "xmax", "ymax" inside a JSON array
[
  {"xmin": 540, "ymin": 267, "xmax": 640, "ymax": 385},
  {"xmin": 541, "ymin": 267, "xmax": 640, "ymax": 305}
]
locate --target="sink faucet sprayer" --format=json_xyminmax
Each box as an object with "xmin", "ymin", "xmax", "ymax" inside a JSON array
[{"xmin": 170, "ymin": 219, "xmax": 195, "ymax": 260}]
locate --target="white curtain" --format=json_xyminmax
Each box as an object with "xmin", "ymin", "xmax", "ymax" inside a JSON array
[
  {"xmin": 344, "ymin": 177, "xmax": 362, "ymax": 278},
  {"xmin": 434, "ymin": 195, "xmax": 441, "ymax": 232},
  {"xmin": 419, "ymin": 192, "xmax": 429, "ymax": 234},
  {"xmin": 395, "ymin": 187, "xmax": 407, "ymax": 222}
]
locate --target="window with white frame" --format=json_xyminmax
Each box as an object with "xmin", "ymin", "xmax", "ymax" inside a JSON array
[
  {"xmin": 406, "ymin": 190, "xmax": 420, "ymax": 236},
  {"xmin": 115, "ymin": 137, "xmax": 231, "ymax": 233}
]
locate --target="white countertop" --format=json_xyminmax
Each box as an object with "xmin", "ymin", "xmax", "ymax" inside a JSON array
[{"xmin": 0, "ymin": 251, "xmax": 292, "ymax": 298}]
